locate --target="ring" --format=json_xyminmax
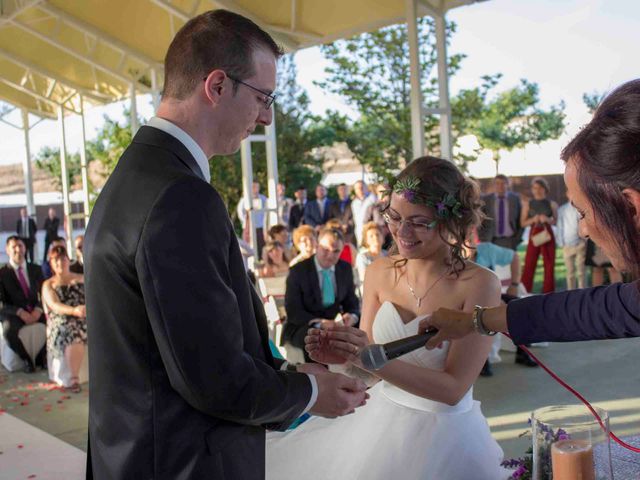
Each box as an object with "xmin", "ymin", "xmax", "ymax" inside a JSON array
[{"xmin": 353, "ymin": 345, "xmax": 359, "ymax": 355}]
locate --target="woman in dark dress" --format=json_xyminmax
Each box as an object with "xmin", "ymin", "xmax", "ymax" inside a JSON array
[
  {"xmin": 42, "ymin": 245, "xmax": 87, "ymax": 393},
  {"xmin": 421, "ymin": 78, "xmax": 640, "ymax": 347},
  {"xmin": 520, "ymin": 177, "xmax": 558, "ymax": 293}
]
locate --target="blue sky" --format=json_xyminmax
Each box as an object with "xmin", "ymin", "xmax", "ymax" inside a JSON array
[{"xmin": 0, "ymin": 0, "xmax": 638, "ymax": 179}]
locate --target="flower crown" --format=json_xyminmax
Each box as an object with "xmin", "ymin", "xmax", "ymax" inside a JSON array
[{"xmin": 384, "ymin": 176, "xmax": 465, "ymax": 227}]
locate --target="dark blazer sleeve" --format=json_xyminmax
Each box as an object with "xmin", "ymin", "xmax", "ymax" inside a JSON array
[
  {"xmin": 0, "ymin": 270, "xmax": 17, "ymax": 317},
  {"xmin": 507, "ymin": 282, "xmax": 640, "ymax": 344},
  {"xmin": 303, "ymin": 202, "xmax": 318, "ymax": 227},
  {"xmin": 284, "ymin": 263, "xmax": 317, "ymax": 348},
  {"xmin": 337, "ymin": 262, "xmax": 360, "ymax": 318},
  {"xmin": 135, "ymin": 177, "xmax": 311, "ymax": 427}
]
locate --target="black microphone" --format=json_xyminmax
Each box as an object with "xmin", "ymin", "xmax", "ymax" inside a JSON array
[{"xmin": 360, "ymin": 330, "xmax": 438, "ymax": 371}]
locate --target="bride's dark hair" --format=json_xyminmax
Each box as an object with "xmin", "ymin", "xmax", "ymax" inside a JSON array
[{"xmin": 385, "ymin": 156, "xmax": 484, "ymax": 276}]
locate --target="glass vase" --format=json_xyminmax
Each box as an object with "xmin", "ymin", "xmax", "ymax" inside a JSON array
[{"xmin": 531, "ymin": 404, "xmax": 613, "ymax": 480}]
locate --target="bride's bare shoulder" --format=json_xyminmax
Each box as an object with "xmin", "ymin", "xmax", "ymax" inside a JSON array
[
  {"xmin": 456, "ymin": 260, "xmax": 501, "ymax": 294},
  {"xmin": 365, "ymin": 255, "xmax": 400, "ymax": 281}
]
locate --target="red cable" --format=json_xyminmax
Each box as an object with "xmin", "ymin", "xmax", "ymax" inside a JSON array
[{"xmin": 502, "ymin": 333, "xmax": 640, "ymax": 453}]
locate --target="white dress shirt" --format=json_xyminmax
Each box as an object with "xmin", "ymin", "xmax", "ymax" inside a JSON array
[{"xmin": 146, "ymin": 117, "xmax": 211, "ymax": 183}]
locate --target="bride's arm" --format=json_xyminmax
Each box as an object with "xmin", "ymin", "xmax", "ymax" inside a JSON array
[
  {"xmin": 373, "ymin": 267, "xmax": 500, "ymax": 406},
  {"xmin": 359, "ymin": 259, "xmax": 384, "ymax": 342}
]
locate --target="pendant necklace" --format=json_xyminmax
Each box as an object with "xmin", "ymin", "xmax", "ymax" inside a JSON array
[{"xmin": 405, "ymin": 268, "xmax": 448, "ymax": 309}]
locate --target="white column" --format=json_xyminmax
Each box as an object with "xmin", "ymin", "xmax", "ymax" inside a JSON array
[
  {"xmin": 265, "ymin": 113, "xmax": 279, "ymax": 229},
  {"xmin": 79, "ymin": 96, "xmax": 91, "ymax": 226},
  {"xmin": 406, "ymin": 0, "xmax": 425, "ymax": 161},
  {"xmin": 57, "ymin": 105, "xmax": 73, "ymax": 255},
  {"xmin": 20, "ymin": 109, "xmax": 35, "ymax": 217},
  {"xmin": 151, "ymin": 69, "xmax": 161, "ymax": 112},
  {"xmin": 435, "ymin": 12, "xmax": 453, "ymax": 161},
  {"xmin": 240, "ymin": 139, "xmax": 258, "ymax": 255},
  {"xmin": 130, "ymin": 82, "xmax": 139, "ymax": 135}
]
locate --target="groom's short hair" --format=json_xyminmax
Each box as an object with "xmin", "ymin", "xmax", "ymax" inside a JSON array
[{"xmin": 162, "ymin": 9, "xmax": 283, "ymax": 100}]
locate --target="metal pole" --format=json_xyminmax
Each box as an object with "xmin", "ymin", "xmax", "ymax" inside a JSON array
[
  {"xmin": 20, "ymin": 109, "xmax": 35, "ymax": 217},
  {"xmin": 79, "ymin": 96, "xmax": 91, "ymax": 226},
  {"xmin": 406, "ymin": 0, "xmax": 425, "ymax": 160},
  {"xmin": 57, "ymin": 105, "xmax": 73, "ymax": 256},
  {"xmin": 240, "ymin": 139, "xmax": 257, "ymax": 256},
  {"xmin": 151, "ymin": 68, "xmax": 161, "ymax": 112},
  {"xmin": 435, "ymin": 12, "xmax": 453, "ymax": 161},
  {"xmin": 265, "ymin": 112, "xmax": 279, "ymax": 229},
  {"xmin": 130, "ymin": 82, "xmax": 139, "ymax": 135}
]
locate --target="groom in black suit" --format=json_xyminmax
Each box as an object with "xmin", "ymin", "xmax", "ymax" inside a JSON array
[{"xmin": 84, "ymin": 10, "xmax": 367, "ymax": 480}]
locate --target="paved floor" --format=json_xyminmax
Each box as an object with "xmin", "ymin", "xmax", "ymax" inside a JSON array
[{"xmin": 1, "ymin": 337, "xmax": 639, "ymax": 464}]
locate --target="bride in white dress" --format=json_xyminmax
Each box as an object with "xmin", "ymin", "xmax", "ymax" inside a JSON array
[{"xmin": 267, "ymin": 156, "xmax": 510, "ymax": 480}]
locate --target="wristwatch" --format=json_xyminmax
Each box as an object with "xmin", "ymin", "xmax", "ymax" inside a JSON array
[
  {"xmin": 285, "ymin": 362, "xmax": 299, "ymax": 373},
  {"xmin": 472, "ymin": 305, "xmax": 497, "ymax": 336}
]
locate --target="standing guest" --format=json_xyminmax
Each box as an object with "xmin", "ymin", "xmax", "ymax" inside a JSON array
[
  {"xmin": 585, "ymin": 239, "xmax": 622, "ymax": 286},
  {"xmin": 237, "ymin": 181, "xmax": 269, "ymax": 258},
  {"xmin": 304, "ymin": 184, "xmax": 332, "ymax": 227},
  {"xmin": 355, "ymin": 222, "xmax": 387, "ymax": 287},
  {"xmin": 556, "ymin": 199, "xmax": 586, "ymax": 289},
  {"xmin": 288, "ymin": 186, "xmax": 307, "ymax": 231},
  {"xmin": 260, "ymin": 241, "xmax": 290, "ymax": 278},
  {"xmin": 351, "ymin": 180, "xmax": 376, "ymax": 246},
  {"xmin": 43, "ymin": 208, "xmax": 60, "ymax": 263},
  {"xmin": 0, "ymin": 236, "xmax": 46, "ymax": 372},
  {"xmin": 277, "ymin": 183, "xmax": 294, "ymax": 227},
  {"xmin": 290, "ymin": 225, "xmax": 317, "ymax": 267},
  {"xmin": 365, "ymin": 183, "xmax": 393, "ymax": 250},
  {"xmin": 328, "ymin": 183, "xmax": 355, "ymax": 244},
  {"xmin": 69, "ymin": 235, "xmax": 84, "ymax": 274},
  {"xmin": 478, "ymin": 174, "xmax": 523, "ymax": 251},
  {"xmin": 520, "ymin": 177, "xmax": 558, "ymax": 293},
  {"xmin": 325, "ymin": 219, "xmax": 358, "ymax": 267},
  {"xmin": 16, "ymin": 208, "xmax": 37, "ymax": 264},
  {"xmin": 283, "ymin": 227, "xmax": 360, "ymax": 362},
  {"xmin": 42, "ymin": 245, "xmax": 87, "ymax": 393},
  {"xmin": 42, "ymin": 237, "xmax": 66, "ymax": 280},
  {"xmin": 84, "ymin": 10, "xmax": 365, "ymax": 479}
]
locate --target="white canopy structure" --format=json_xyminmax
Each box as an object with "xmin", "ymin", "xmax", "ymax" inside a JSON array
[{"xmin": 0, "ymin": 0, "xmax": 485, "ymax": 253}]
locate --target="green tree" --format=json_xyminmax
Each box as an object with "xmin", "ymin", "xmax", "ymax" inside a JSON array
[
  {"xmin": 583, "ymin": 91, "xmax": 604, "ymax": 114},
  {"xmin": 316, "ymin": 17, "xmax": 466, "ymax": 179},
  {"xmin": 210, "ymin": 54, "xmax": 324, "ymax": 220},
  {"xmin": 89, "ymin": 108, "xmax": 141, "ymax": 177},
  {"xmin": 466, "ymin": 79, "xmax": 565, "ymax": 174},
  {"xmin": 34, "ymin": 145, "xmax": 83, "ymax": 190}
]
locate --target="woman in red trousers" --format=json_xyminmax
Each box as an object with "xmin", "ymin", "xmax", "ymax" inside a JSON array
[{"xmin": 521, "ymin": 177, "xmax": 558, "ymax": 293}]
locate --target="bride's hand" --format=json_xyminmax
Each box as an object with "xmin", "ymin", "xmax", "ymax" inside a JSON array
[
  {"xmin": 308, "ymin": 324, "xmax": 370, "ymax": 367},
  {"xmin": 305, "ymin": 323, "xmax": 349, "ymax": 365}
]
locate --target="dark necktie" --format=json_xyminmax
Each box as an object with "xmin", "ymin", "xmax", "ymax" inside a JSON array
[
  {"xmin": 498, "ymin": 196, "xmax": 506, "ymax": 236},
  {"xmin": 16, "ymin": 266, "xmax": 33, "ymax": 312}
]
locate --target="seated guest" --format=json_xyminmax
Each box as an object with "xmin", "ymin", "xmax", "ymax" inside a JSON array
[
  {"xmin": 283, "ymin": 227, "xmax": 360, "ymax": 361},
  {"xmin": 328, "ymin": 183, "xmax": 355, "ymax": 244},
  {"xmin": 326, "ymin": 219, "xmax": 358, "ymax": 266},
  {"xmin": 289, "ymin": 225, "xmax": 317, "ymax": 267},
  {"xmin": 355, "ymin": 222, "xmax": 388, "ymax": 286},
  {"xmin": 42, "ymin": 246, "xmax": 87, "ymax": 393},
  {"xmin": 42, "ymin": 237, "xmax": 66, "ymax": 279},
  {"xmin": 69, "ymin": 235, "xmax": 84, "ymax": 274},
  {"xmin": 268, "ymin": 224, "xmax": 295, "ymax": 259},
  {"xmin": 0, "ymin": 236, "xmax": 46, "ymax": 373},
  {"xmin": 260, "ymin": 241, "xmax": 290, "ymax": 278}
]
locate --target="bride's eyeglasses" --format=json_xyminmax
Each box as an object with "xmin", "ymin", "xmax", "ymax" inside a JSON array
[{"xmin": 382, "ymin": 211, "xmax": 437, "ymax": 232}]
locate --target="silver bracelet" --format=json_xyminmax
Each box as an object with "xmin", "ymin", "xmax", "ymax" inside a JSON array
[{"xmin": 472, "ymin": 305, "xmax": 497, "ymax": 336}]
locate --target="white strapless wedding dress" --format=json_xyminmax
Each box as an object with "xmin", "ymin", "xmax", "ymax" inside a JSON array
[{"xmin": 266, "ymin": 301, "xmax": 510, "ymax": 480}]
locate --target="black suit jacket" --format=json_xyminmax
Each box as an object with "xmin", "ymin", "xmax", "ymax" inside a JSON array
[
  {"xmin": 478, "ymin": 192, "xmax": 523, "ymax": 249},
  {"xmin": 16, "ymin": 218, "xmax": 37, "ymax": 241},
  {"xmin": 283, "ymin": 257, "xmax": 360, "ymax": 349},
  {"xmin": 288, "ymin": 202, "xmax": 306, "ymax": 230},
  {"xmin": 84, "ymin": 126, "xmax": 311, "ymax": 480},
  {"xmin": 43, "ymin": 217, "xmax": 60, "ymax": 242},
  {"xmin": 303, "ymin": 199, "xmax": 332, "ymax": 227},
  {"xmin": 0, "ymin": 263, "xmax": 44, "ymax": 318},
  {"xmin": 328, "ymin": 199, "xmax": 355, "ymax": 238}
]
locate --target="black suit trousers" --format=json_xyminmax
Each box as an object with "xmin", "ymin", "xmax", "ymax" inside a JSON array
[{"xmin": 1, "ymin": 313, "xmax": 46, "ymax": 364}]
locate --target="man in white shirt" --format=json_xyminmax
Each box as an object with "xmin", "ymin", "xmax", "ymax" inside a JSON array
[
  {"xmin": 351, "ymin": 180, "xmax": 377, "ymax": 246},
  {"xmin": 556, "ymin": 200, "xmax": 587, "ymax": 289},
  {"xmin": 237, "ymin": 181, "xmax": 269, "ymax": 257}
]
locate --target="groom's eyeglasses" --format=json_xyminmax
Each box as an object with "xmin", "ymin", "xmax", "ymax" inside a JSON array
[{"xmin": 203, "ymin": 74, "xmax": 277, "ymax": 110}]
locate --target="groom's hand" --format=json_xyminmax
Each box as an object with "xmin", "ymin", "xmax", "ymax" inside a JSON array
[{"xmin": 309, "ymin": 372, "xmax": 368, "ymax": 418}]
